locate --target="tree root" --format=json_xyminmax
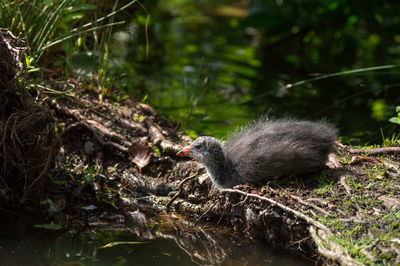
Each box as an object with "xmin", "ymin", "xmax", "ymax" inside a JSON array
[
  {"xmin": 310, "ymin": 226, "xmax": 365, "ymax": 265},
  {"xmin": 220, "ymin": 188, "xmax": 330, "ymax": 232},
  {"xmin": 63, "ymin": 121, "xmax": 128, "ymax": 153}
]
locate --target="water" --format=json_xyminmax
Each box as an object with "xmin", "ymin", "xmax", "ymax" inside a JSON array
[
  {"xmin": 0, "ymin": 230, "xmax": 312, "ymax": 265},
  {"xmin": 110, "ymin": 0, "xmax": 400, "ymax": 144}
]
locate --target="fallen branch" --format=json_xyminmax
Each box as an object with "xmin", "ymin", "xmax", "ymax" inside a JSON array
[
  {"xmin": 349, "ymin": 147, "xmax": 400, "ymax": 155},
  {"xmin": 87, "ymin": 119, "xmax": 131, "ymax": 147}
]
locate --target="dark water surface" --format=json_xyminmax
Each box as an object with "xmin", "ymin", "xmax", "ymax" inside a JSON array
[
  {"xmin": 0, "ymin": 230, "xmax": 312, "ymax": 265},
  {"xmin": 112, "ymin": 1, "xmax": 400, "ymax": 144}
]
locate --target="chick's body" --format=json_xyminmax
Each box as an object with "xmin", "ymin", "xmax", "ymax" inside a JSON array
[{"xmin": 178, "ymin": 118, "xmax": 338, "ymax": 188}]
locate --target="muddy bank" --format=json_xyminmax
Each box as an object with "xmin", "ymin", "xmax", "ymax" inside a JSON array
[{"xmin": 41, "ymin": 83, "xmax": 399, "ymax": 264}]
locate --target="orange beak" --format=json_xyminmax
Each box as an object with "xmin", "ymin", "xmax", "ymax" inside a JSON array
[{"xmin": 176, "ymin": 146, "xmax": 192, "ymax": 156}]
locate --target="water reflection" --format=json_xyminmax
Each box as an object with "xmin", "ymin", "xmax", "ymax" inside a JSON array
[{"xmin": 0, "ymin": 224, "xmax": 312, "ymax": 265}]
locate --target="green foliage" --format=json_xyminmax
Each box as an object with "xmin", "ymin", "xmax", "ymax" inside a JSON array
[
  {"xmin": 389, "ymin": 106, "xmax": 400, "ymax": 124},
  {"xmin": 0, "ymin": 0, "xmax": 138, "ymax": 90},
  {"xmin": 1, "ymin": 0, "xmax": 72, "ymax": 63}
]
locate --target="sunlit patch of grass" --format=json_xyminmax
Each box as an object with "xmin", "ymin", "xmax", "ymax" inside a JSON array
[
  {"xmin": 317, "ymin": 215, "xmax": 346, "ymax": 231},
  {"xmin": 310, "ymin": 153, "xmax": 400, "ymax": 264},
  {"xmin": 327, "ymin": 235, "xmax": 376, "ymax": 265},
  {"xmin": 364, "ymin": 166, "xmax": 384, "ymax": 180},
  {"xmin": 316, "ymin": 207, "xmax": 400, "ymax": 264},
  {"xmin": 346, "ymin": 177, "xmax": 365, "ymax": 191},
  {"xmin": 381, "ymin": 129, "xmax": 400, "ymax": 147}
]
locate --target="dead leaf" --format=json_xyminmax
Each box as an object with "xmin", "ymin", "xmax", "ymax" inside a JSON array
[{"xmin": 128, "ymin": 137, "xmax": 152, "ymax": 172}]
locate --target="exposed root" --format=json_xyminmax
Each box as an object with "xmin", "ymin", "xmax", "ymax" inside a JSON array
[
  {"xmin": 63, "ymin": 121, "xmax": 128, "ymax": 153},
  {"xmin": 220, "ymin": 188, "xmax": 330, "ymax": 232},
  {"xmin": 310, "ymin": 226, "xmax": 365, "ymax": 266}
]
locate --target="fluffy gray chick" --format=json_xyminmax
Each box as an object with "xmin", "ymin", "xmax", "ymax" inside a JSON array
[{"xmin": 177, "ymin": 118, "xmax": 338, "ymax": 188}]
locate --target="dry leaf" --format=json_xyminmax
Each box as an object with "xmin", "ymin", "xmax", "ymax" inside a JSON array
[{"xmin": 128, "ymin": 137, "xmax": 152, "ymax": 172}]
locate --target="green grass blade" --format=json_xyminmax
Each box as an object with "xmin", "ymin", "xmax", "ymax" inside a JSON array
[
  {"xmin": 245, "ymin": 64, "xmax": 400, "ymax": 104},
  {"xmin": 40, "ymin": 21, "xmax": 125, "ymax": 52}
]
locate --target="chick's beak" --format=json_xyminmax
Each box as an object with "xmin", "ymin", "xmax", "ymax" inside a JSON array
[{"xmin": 176, "ymin": 146, "xmax": 192, "ymax": 156}]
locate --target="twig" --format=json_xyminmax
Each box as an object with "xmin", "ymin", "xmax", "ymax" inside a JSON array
[
  {"xmin": 350, "ymin": 155, "xmax": 381, "ymax": 165},
  {"xmin": 291, "ymin": 235, "xmax": 311, "ymax": 245},
  {"xmin": 349, "ymin": 147, "xmax": 400, "ymax": 155},
  {"xmin": 232, "ymin": 194, "xmax": 249, "ymax": 207},
  {"xmin": 340, "ymin": 175, "xmax": 352, "ymax": 196},
  {"xmin": 166, "ymin": 172, "xmax": 198, "ymax": 209},
  {"xmin": 217, "ymin": 198, "xmax": 229, "ymax": 226},
  {"xmin": 290, "ymin": 195, "xmax": 330, "ymax": 216}
]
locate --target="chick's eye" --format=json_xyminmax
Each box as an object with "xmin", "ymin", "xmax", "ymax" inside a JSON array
[{"xmin": 194, "ymin": 144, "xmax": 202, "ymax": 149}]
